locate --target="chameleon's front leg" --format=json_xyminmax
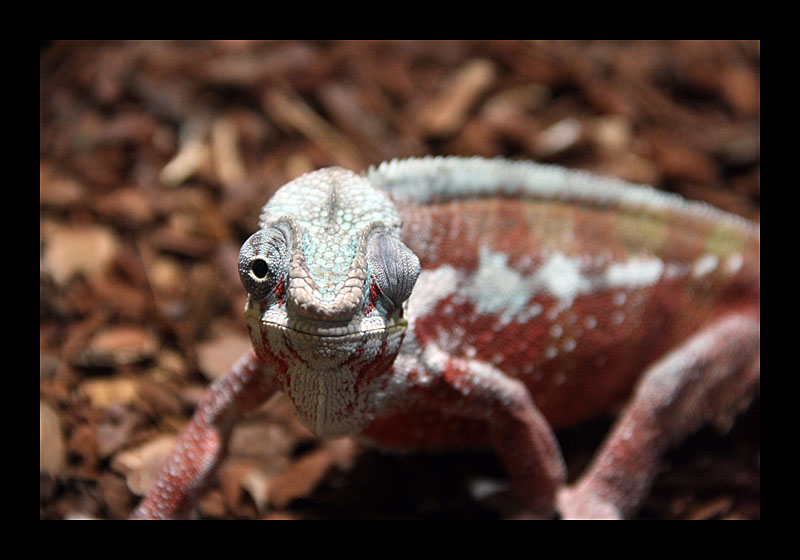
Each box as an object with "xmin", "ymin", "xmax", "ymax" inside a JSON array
[
  {"xmin": 558, "ymin": 311, "xmax": 760, "ymax": 519},
  {"xmin": 131, "ymin": 351, "xmax": 278, "ymax": 519},
  {"xmin": 480, "ymin": 373, "xmax": 567, "ymax": 518},
  {"xmin": 387, "ymin": 350, "xmax": 567, "ymax": 518}
]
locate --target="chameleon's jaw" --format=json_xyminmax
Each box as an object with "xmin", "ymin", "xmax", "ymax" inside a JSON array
[
  {"xmin": 245, "ymin": 299, "xmax": 408, "ymax": 438},
  {"xmin": 262, "ymin": 317, "xmax": 407, "ymax": 339},
  {"xmin": 246, "ymin": 297, "xmax": 407, "ymax": 339},
  {"xmin": 245, "ymin": 296, "xmax": 408, "ymax": 370}
]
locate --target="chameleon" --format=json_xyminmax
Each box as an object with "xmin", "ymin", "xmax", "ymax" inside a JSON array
[{"xmin": 131, "ymin": 156, "xmax": 760, "ymax": 519}]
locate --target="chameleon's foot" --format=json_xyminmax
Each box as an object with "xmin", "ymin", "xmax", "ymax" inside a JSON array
[
  {"xmin": 558, "ymin": 312, "xmax": 759, "ymax": 521},
  {"xmin": 557, "ymin": 484, "xmax": 622, "ymax": 520}
]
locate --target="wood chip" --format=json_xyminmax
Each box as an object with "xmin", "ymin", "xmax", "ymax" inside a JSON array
[
  {"xmin": 263, "ymin": 87, "xmax": 365, "ymax": 170},
  {"xmin": 75, "ymin": 326, "xmax": 159, "ymax": 368},
  {"xmin": 112, "ymin": 435, "xmax": 177, "ymax": 496},
  {"xmin": 219, "ymin": 457, "xmax": 286, "ymax": 515},
  {"xmin": 92, "ymin": 187, "xmax": 155, "ymax": 229},
  {"xmin": 654, "ymin": 139, "xmax": 719, "ymax": 186},
  {"xmin": 212, "ymin": 116, "xmax": 248, "ymax": 188},
  {"xmin": 531, "ymin": 117, "xmax": 585, "ymax": 158},
  {"xmin": 95, "ymin": 408, "xmax": 144, "ymax": 458},
  {"xmin": 40, "ymin": 401, "xmax": 67, "ymax": 477},
  {"xmin": 417, "ymin": 59, "xmax": 497, "ymax": 137},
  {"xmin": 268, "ymin": 438, "xmax": 358, "ymax": 509},
  {"xmin": 197, "ymin": 331, "xmax": 253, "ymax": 381},
  {"xmin": 41, "ymin": 223, "xmax": 119, "ymax": 286},
  {"xmin": 268, "ymin": 447, "xmax": 335, "ymax": 509},
  {"xmin": 238, "ymin": 462, "xmax": 273, "ymax": 514},
  {"xmin": 79, "ymin": 377, "xmax": 140, "ymax": 408},
  {"xmin": 229, "ymin": 422, "xmax": 294, "ymax": 460},
  {"xmin": 159, "ymin": 121, "xmax": 211, "ymax": 187},
  {"xmin": 589, "ymin": 115, "xmax": 633, "ymax": 155},
  {"xmin": 684, "ymin": 496, "xmax": 734, "ymax": 520},
  {"xmin": 40, "ymin": 162, "xmax": 86, "ymax": 209},
  {"xmin": 719, "ymin": 65, "xmax": 760, "ymax": 118}
]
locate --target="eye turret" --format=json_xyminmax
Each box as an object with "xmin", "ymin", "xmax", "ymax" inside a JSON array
[
  {"xmin": 238, "ymin": 225, "xmax": 290, "ymax": 300},
  {"xmin": 366, "ymin": 230, "xmax": 420, "ymax": 310}
]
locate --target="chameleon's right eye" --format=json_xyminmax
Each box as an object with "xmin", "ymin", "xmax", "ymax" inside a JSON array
[
  {"xmin": 238, "ymin": 226, "xmax": 289, "ymax": 300},
  {"xmin": 250, "ymin": 258, "xmax": 269, "ymax": 279}
]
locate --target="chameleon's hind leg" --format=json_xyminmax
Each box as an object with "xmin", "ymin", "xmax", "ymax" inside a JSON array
[{"xmin": 558, "ymin": 311, "xmax": 760, "ymax": 519}]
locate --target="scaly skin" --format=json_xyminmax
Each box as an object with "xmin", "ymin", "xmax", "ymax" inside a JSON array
[{"xmin": 132, "ymin": 156, "xmax": 759, "ymax": 519}]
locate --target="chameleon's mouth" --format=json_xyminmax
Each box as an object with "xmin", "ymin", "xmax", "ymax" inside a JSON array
[
  {"xmin": 262, "ymin": 317, "xmax": 407, "ymax": 339},
  {"xmin": 244, "ymin": 287, "xmax": 409, "ymax": 340}
]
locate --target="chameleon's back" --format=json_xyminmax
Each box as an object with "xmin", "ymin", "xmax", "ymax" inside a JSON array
[{"xmin": 367, "ymin": 157, "xmax": 759, "ymax": 430}]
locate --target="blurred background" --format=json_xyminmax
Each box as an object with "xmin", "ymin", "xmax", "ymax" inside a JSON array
[{"xmin": 40, "ymin": 40, "xmax": 760, "ymax": 519}]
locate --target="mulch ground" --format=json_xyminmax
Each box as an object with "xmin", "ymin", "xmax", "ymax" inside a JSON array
[{"xmin": 40, "ymin": 40, "xmax": 759, "ymax": 520}]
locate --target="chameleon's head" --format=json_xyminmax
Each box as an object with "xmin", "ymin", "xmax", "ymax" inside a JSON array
[{"xmin": 238, "ymin": 167, "xmax": 420, "ymax": 437}]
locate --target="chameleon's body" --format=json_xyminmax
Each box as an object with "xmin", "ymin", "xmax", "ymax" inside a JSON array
[{"xmin": 132, "ymin": 157, "xmax": 759, "ymax": 519}]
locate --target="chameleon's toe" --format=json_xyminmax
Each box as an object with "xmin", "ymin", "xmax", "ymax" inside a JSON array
[{"xmin": 557, "ymin": 485, "xmax": 623, "ymax": 520}]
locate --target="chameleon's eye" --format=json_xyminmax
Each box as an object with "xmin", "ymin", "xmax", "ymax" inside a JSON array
[
  {"xmin": 366, "ymin": 230, "xmax": 420, "ymax": 310},
  {"xmin": 250, "ymin": 258, "xmax": 269, "ymax": 279},
  {"xmin": 238, "ymin": 226, "xmax": 289, "ymax": 300}
]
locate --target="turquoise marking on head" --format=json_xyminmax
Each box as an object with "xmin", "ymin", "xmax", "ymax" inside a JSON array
[{"xmin": 260, "ymin": 167, "xmax": 402, "ymax": 301}]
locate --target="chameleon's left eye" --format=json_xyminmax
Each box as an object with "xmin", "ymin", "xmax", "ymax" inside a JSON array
[
  {"xmin": 238, "ymin": 226, "xmax": 289, "ymax": 300},
  {"xmin": 366, "ymin": 230, "xmax": 420, "ymax": 310}
]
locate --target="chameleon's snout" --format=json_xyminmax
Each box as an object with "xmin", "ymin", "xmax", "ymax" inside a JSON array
[{"xmin": 286, "ymin": 247, "xmax": 369, "ymax": 322}]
